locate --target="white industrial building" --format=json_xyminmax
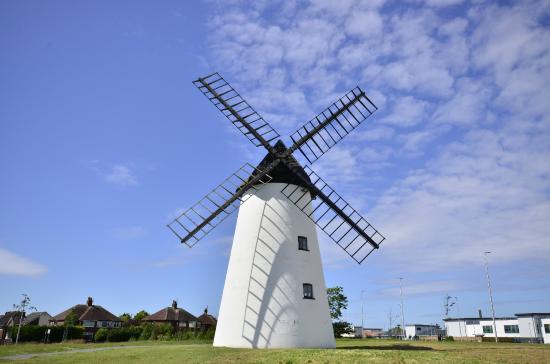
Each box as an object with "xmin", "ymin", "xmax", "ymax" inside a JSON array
[
  {"xmin": 444, "ymin": 313, "xmax": 550, "ymax": 343},
  {"xmin": 405, "ymin": 324, "xmax": 442, "ymax": 339}
]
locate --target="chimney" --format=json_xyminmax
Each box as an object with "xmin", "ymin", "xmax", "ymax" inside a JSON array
[
  {"xmin": 204, "ymin": 306, "xmax": 208, "ymax": 315},
  {"xmin": 478, "ymin": 309, "xmax": 482, "ymax": 319},
  {"xmin": 172, "ymin": 300, "xmax": 177, "ymax": 309},
  {"xmin": 87, "ymin": 297, "xmax": 93, "ymax": 307}
]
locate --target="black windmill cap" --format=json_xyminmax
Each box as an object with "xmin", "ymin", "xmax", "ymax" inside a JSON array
[{"xmin": 252, "ymin": 139, "xmax": 315, "ymax": 194}]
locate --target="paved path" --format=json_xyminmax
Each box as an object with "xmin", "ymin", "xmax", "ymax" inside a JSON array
[{"xmin": 0, "ymin": 344, "xmax": 179, "ymax": 361}]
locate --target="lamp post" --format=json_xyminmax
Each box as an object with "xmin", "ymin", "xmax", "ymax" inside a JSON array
[
  {"xmin": 361, "ymin": 290, "xmax": 365, "ymax": 338},
  {"xmin": 399, "ymin": 278, "xmax": 405, "ymax": 340},
  {"xmin": 484, "ymin": 252, "xmax": 498, "ymax": 343}
]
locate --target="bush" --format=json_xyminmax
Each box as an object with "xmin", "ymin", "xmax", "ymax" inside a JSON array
[
  {"xmin": 94, "ymin": 328, "xmax": 108, "ymax": 342},
  {"xmin": 443, "ymin": 336, "xmax": 454, "ymax": 342}
]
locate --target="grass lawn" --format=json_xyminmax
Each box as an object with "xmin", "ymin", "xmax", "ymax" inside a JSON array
[{"xmin": 1, "ymin": 338, "xmax": 549, "ymax": 363}]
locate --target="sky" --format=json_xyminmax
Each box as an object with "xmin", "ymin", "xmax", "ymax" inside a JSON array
[{"xmin": 1, "ymin": 0, "xmax": 549, "ymax": 330}]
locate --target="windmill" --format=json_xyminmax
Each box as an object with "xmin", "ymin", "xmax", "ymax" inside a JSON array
[{"xmin": 167, "ymin": 72, "xmax": 386, "ymax": 348}]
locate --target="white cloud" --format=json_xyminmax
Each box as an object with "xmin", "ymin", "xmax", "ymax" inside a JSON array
[
  {"xmin": 105, "ymin": 165, "xmax": 137, "ymax": 186},
  {"xmin": 205, "ymin": 0, "xmax": 550, "ymax": 275},
  {"xmin": 382, "ymin": 96, "xmax": 428, "ymax": 127},
  {"xmin": 345, "ymin": 11, "xmax": 383, "ymax": 37},
  {"xmin": 372, "ymin": 124, "xmax": 550, "ymax": 271},
  {"xmin": 0, "ymin": 248, "xmax": 47, "ymax": 276}
]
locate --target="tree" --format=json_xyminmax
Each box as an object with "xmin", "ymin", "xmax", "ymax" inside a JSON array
[
  {"xmin": 119, "ymin": 313, "xmax": 132, "ymax": 326},
  {"xmin": 133, "ymin": 310, "xmax": 149, "ymax": 322},
  {"xmin": 13, "ymin": 294, "xmax": 36, "ymax": 345},
  {"xmin": 332, "ymin": 321, "xmax": 354, "ymax": 337},
  {"xmin": 327, "ymin": 286, "xmax": 353, "ymax": 338},
  {"xmin": 64, "ymin": 310, "xmax": 79, "ymax": 327},
  {"xmin": 327, "ymin": 286, "xmax": 348, "ymax": 320}
]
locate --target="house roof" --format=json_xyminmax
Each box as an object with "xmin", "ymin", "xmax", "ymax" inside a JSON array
[
  {"xmin": 406, "ymin": 324, "xmax": 441, "ymax": 327},
  {"xmin": 143, "ymin": 301, "xmax": 197, "ymax": 323},
  {"xmin": 515, "ymin": 313, "xmax": 550, "ymax": 317},
  {"xmin": 197, "ymin": 308, "xmax": 217, "ymax": 325},
  {"xmin": 443, "ymin": 317, "xmax": 516, "ymax": 322},
  {"xmin": 0, "ymin": 311, "xmax": 23, "ymax": 327},
  {"xmin": 52, "ymin": 298, "xmax": 120, "ymax": 322},
  {"xmin": 22, "ymin": 312, "xmax": 51, "ymax": 325}
]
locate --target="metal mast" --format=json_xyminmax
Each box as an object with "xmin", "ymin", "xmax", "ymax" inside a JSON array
[{"xmin": 484, "ymin": 251, "xmax": 498, "ymax": 343}]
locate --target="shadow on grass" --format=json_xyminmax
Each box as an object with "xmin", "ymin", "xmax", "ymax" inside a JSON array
[{"xmin": 338, "ymin": 345, "xmax": 434, "ymax": 351}]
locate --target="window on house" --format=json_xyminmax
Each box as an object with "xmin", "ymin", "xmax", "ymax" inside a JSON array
[
  {"xmin": 544, "ymin": 324, "xmax": 550, "ymax": 334},
  {"xmin": 298, "ymin": 236, "xmax": 308, "ymax": 251},
  {"xmin": 483, "ymin": 325, "xmax": 493, "ymax": 334},
  {"xmin": 504, "ymin": 325, "xmax": 519, "ymax": 334},
  {"xmin": 303, "ymin": 283, "xmax": 314, "ymax": 299}
]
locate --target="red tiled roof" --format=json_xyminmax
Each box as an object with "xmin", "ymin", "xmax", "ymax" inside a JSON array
[
  {"xmin": 143, "ymin": 307, "xmax": 197, "ymax": 323},
  {"xmin": 52, "ymin": 304, "xmax": 119, "ymax": 323}
]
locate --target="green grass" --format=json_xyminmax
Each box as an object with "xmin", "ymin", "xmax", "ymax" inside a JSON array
[{"xmin": 1, "ymin": 338, "xmax": 549, "ymax": 363}]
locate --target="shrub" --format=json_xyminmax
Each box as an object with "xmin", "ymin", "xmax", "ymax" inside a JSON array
[
  {"xmin": 107, "ymin": 326, "xmax": 143, "ymax": 342},
  {"xmin": 149, "ymin": 323, "xmax": 173, "ymax": 340},
  {"xmin": 94, "ymin": 328, "xmax": 108, "ymax": 342},
  {"xmin": 443, "ymin": 336, "xmax": 454, "ymax": 342},
  {"xmin": 201, "ymin": 327, "xmax": 216, "ymax": 340},
  {"xmin": 139, "ymin": 323, "xmax": 154, "ymax": 340}
]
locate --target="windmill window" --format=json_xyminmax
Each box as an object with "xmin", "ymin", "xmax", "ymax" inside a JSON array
[
  {"xmin": 303, "ymin": 283, "xmax": 314, "ymax": 299},
  {"xmin": 298, "ymin": 236, "xmax": 309, "ymax": 251}
]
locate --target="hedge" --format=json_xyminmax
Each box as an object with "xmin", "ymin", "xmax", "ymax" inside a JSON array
[{"xmin": 9, "ymin": 325, "xmax": 83, "ymax": 343}]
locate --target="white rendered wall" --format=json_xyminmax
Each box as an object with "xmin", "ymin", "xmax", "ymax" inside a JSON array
[
  {"xmin": 213, "ymin": 183, "xmax": 335, "ymax": 348},
  {"xmin": 541, "ymin": 318, "xmax": 550, "ymax": 344}
]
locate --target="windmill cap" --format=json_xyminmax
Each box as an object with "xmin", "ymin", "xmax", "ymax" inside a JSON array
[{"xmin": 253, "ymin": 139, "xmax": 314, "ymax": 193}]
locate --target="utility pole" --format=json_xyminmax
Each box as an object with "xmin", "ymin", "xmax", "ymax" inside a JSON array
[
  {"xmin": 399, "ymin": 278, "xmax": 406, "ymax": 340},
  {"xmin": 484, "ymin": 251, "xmax": 498, "ymax": 343},
  {"xmin": 455, "ymin": 296, "xmax": 463, "ymax": 338}
]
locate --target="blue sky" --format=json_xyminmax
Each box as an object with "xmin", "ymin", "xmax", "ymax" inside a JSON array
[{"xmin": 1, "ymin": 0, "xmax": 549, "ymax": 330}]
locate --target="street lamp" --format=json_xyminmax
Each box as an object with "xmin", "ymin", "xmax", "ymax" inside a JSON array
[
  {"xmin": 484, "ymin": 252, "xmax": 498, "ymax": 343},
  {"xmin": 361, "ymin": 290, "xmax": 365, "ymax": 339}
]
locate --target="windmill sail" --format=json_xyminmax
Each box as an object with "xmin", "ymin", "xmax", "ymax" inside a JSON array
[
  {"xmin": 194, "ymin": 72, "xmax": 279, "ymax": 151},
  {"xmin": 167, "ymin": 163, "xmax": 272, "ymax": 247},
  {"xmin": 288, "ymin": 87, "xmax": 377, "ymax": 164},
  {"xmin": 281, "ymin": 166, "xmax": 385, "ymax": 264}
]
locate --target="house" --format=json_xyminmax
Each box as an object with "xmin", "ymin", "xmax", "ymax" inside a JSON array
[
  {"xmin": 50, "ymin": 297, "xmax": 121, "ymax": 341},
  {"xmin": 0, "ymin": 311, "xmax": 24, "ymax": 344},
  {"xmin": 405, "ymin": 324, "xmax": 442, "ymax": 339},
  {"xmin": 197, "ymin": 307, "xmax": 217, "ymax": 332},
  {"xmin": 22, "ymin": 312, "xmax": 52, "ymax": 326},
  {"xmin": 143, "ymin": 301, "xmax": 198, "ymax": 331},
  {"xmin": 444, "ymin": 312, "xmax": 550, "ymax": 343}
]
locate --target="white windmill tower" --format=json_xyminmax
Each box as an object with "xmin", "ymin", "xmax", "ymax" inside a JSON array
[{"xmin": 167, "ymin": 72, "xmax": 385, "ymax": 348}]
